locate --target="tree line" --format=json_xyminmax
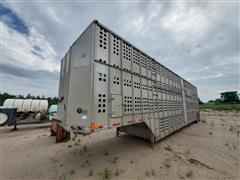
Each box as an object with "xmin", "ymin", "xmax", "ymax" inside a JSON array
[{"xmin": 0, "ymin": 92, "xmax": 58, "ymax": 107}]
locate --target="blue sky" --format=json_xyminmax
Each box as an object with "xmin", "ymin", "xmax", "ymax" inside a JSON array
[{"xmin": 0, "ymin": 1, "xmax": 239, "ymax": 101}]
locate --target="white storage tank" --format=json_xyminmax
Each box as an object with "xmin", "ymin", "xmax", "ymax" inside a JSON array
[
  {"xmin": 12, "ymin": 99, "xmax": 24, "ymax": 112},
  {"xmin": 3, "ymin": 99, "xmax": 14, "ymax": 108},
  {"xmin": 31, "ymin": 100, "xmax": 41, "ymax": 112},
  {"xmin": 22, "ymin": 99, "xmax": 33, "ymax": 112},
  {"xmin": 3, "ymin": 99, "xmax": 48, "ymax": 113},
  {"xmin": 39, "ymin": 100, "xmax": 48, "ymax": 111}
]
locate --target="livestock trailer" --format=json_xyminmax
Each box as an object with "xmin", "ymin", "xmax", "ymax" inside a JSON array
[{"xmin": 56, "ymin": 20, "xmax": 199, "ymax": 145}]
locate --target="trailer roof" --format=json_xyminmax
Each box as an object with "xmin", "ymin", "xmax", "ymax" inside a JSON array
[
  {"xmin": 93, "ymin": 20, "xmax": 196, "ymax": 89},
  {"xmin": 65, "ymin": 19, "xmax": 197, "ymax": 89}
]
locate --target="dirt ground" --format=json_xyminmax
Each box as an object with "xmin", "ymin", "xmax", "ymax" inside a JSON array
[{"xmin": 0, "ymin": 110, "xmax": 239, "ymax": 180}]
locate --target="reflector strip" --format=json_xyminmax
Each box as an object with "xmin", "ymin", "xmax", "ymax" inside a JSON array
[{"xmin": 90, "ymin": 123, "xmax": 103, "ymax": 130}]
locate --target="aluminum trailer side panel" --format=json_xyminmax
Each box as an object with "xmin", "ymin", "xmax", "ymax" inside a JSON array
[
  {"xmin": 57, "ymin": 20, "xmax": 199, "ymax": 141},
  {"xmin": 57, "ymin": 23, "xmax": 95, "ymax": 133}
]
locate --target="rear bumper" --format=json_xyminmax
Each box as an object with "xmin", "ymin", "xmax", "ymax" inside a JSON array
[{"xmin": 59, "ymin": 123, "xmax": 91, "ymax": 135}]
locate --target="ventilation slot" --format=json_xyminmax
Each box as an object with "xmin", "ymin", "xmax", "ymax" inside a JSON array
[
  {"xmin": 143, "ymin": 98, "xmax": 148, "ymax": 111},
  {"xmin": 133, "ymin": 82, "xmax": 141, "ymax": 89},
  {"xmin": 124, "ymin": 96, "xmax": 132, "ymax": 112},
  {"xmin": 134, "ymin": 97, "xmax": 141, "ymax": 111},
  {"xmin": 98, "ymin": 72, "xmax": 107, "ymax": 82},
  {"xmin": 98, "ymin": 94, "xmax": 106, "ymax": 113},
  {"xmin": 113, "ymin": 76, "xmax": 120, "ymax": 85},
  {"xmin": 123, "ymin": 79, "xmax": 131, "ymax": 87},
  {"xmin": 113, "ymin": 36, "xmax": 120, "ymax": 56},
  {"xmin": 99, "ymin": 28, "xmax": 107, "ymax": 50}
]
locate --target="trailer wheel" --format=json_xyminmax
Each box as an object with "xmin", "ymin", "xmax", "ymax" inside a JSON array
[{"xmin": 0, "ymin": 112, "xmax": 8, "ymax": 126}]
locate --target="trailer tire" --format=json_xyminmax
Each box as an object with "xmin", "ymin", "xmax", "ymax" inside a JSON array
[{"xmin": 0, "ymin": 112, "xmax": 8, "ymax": 126}]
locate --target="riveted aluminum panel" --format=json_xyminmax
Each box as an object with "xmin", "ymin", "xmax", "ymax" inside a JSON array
[
  {"xmin": 132, "ymin": 48, "xmax": 141, "ymax": 75},
  {"xmin": 111, "ymin": 94, "xmax": 122, "ymax": 118},
  {"xmin": 133, "ymin": 75, "xmax": 142, "ymax": 122},
  {"xmin": 141, "ymin": 77, "xmax": 148, "ymax": 114},
  {"xmin": 153, "ymin": 89, "xmax": 160, "ymax": 136},
  {"xmin": 122, "ymin": 42, "xmax": 132, "ymax": 72},
  {"xmin": 62, "ymin": 23, "xmax": 94, "ymax": 129},
  {"xmin": 148, "ymin": 80, "xmax": 154, "ymax": 113},
  {"xmin": 152, "ymin": 72, "xmax": 157, "ymax": 82},
  {"xmin": 109, "ymin": 34, "xmax": 121, "ymax": 68},
  {"xmin": 110, "ymin": 67, "xmax": 121, "ymax": 95},
  {"xmin": 122, "ymin": 71, "xmax": 133, "ymax": 115},
  {"xmin": 95, "ymin": 25, "xmax": 109, "ymax": 64},
  {"xmin": 93, "ymin": 62, "xmax": 109, "ymax": 127},
  {"xmin": 147, "ymin": 57, "xmax": 152, "ymax": 79},
  {"xmin": 157, "ymin": 71, "xmax": 161, "ymax": 82},
  {"xmin": 153, "ymin": 92, "xmax": 158, "ymax": 112},
  {"xmin": 140, "ymin": 53, "xmax": 148, "ymax": 77}
]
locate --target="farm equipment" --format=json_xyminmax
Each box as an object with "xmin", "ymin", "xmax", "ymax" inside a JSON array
[
  {"xmin": 221, "ymin": 91, "xmax": 240, "ymax": 103},
  {"xmin": 0, "ymin": 99, "xmax": 49, "ymax": 129}
]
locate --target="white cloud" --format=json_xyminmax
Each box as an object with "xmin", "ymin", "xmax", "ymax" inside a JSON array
[
  {"xmin": 46, "ymin": 6, "xmax": 63, "ymax": 24},
  {"xmin": 1, "ymin": 21, "xmax": 58, "ymax": 72},
  {"xmin": 161, "ymin": 2, "xmax": 211, "ymax": 43}
]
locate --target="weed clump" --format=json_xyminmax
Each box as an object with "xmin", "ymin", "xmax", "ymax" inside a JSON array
[
  {"xmin": 102, "ymin": 168, "xmax": 112, "ymax": 180},
  {"xmin": 186, "ymin": 170, "xmax": 193, "ymax": 177},
  {"xmin": 83, "ymin": 145, "xmax": 88, "ymax": 152},
  {"xmin": 164, "ymin": 159, "xmax": 171, "ymax": 168},
  {"xmin": 88, "ymin": 169, "xmax": 93, "ymax": 176},
  {"xmin": 112, "ymin": 156, "xmax": 118, "ymax": 164},
  {"xmin": 104, "ymin": 150, "xmax": 109, "ymax": 156},
  {"xmin": 164, "ymin": 145, "xmax": 172, "ymax": 151},
  {"xmin": 70, "ymin": 170, "xmax": 75, "ymax": 175},
  {"xmin": 75, "ymin": 142, "xmax": 80, "ymax": 146},
  {"xmin": 151, "ymin": 169, "xmax": 156, "ymax": 176}
]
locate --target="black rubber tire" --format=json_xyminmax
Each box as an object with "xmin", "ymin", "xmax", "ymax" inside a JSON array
[
  {"xmin": 0, "ymin": 112, "xmax": 9, "ymax": 126},
  {"xmin": 0, "ymin": 121, "xmax": 8, "ymax": 126}
]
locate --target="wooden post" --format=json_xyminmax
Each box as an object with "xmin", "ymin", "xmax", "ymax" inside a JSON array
[
  {"xmin": 56, "ymin": 123, "xmax": 70, "ymax": 143},
  {"xmin": 51, "ymin": 119, "xmax": 70, "ymax": 143}
]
